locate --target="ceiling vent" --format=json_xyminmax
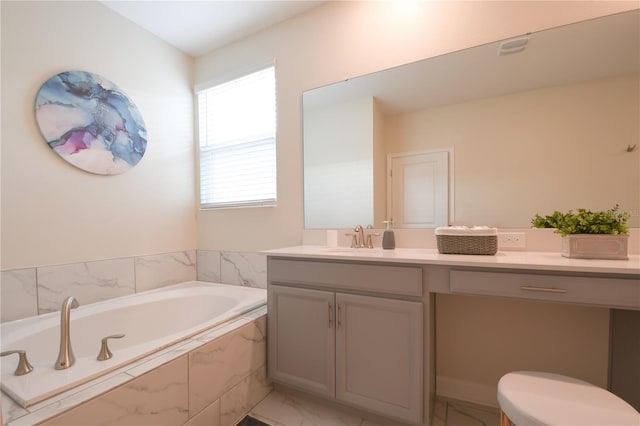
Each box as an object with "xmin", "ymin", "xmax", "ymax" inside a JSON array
[{"xmin": 498, "ymin": 37, "xmax": 530, "ymax": 56}]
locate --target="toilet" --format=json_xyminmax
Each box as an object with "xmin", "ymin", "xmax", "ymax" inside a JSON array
[{"xmin": 497, "ymin": 371, "xmax": 640, "ymax": 426}]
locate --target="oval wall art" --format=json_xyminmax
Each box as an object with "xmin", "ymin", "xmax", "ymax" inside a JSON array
[{"xmin": 35, "ymin": 70, "xmax": 147, "ymax": 175}]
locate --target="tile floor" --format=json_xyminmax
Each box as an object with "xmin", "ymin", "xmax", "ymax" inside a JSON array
[
  {"xmin": 248, "ymin": 389, "xmax": 500, "ymax": 426},
  {"xmin": 431, "ymin": 397, "xmax": 500, "ymax": 426}
]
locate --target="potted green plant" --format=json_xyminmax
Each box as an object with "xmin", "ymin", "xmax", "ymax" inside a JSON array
[{"xmin": 531, "ymin": 205, "xmax": 630, "ymax": 259}]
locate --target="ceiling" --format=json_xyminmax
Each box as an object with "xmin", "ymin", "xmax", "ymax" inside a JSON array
[{"xmin": 100, "ymin": 1, "xmax": 325, "ymax": 57}]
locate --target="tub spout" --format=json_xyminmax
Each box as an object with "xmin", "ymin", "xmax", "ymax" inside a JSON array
[{"xmin": 55, "ymin": 296, "xmax": 79, "ymax": 370}]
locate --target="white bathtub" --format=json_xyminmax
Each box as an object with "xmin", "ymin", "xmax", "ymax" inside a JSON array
[{"xmin": 0, "ymin": 281, "xmax": 267, "ymax": 408}]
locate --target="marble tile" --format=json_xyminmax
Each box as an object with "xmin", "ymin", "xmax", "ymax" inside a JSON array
[
  {"xmin": 135, "ymin": 251, "xmax": 196, "ymax": 293},
  {"xmin": 7, "ymin": 374, "xmax": 134, "ymax": 426},
  {"xmin": 197, "ymin": 250, "xmax": 221, "ymax": 282},
  {"xmin": 1, "ymin": 268, "xmax": 37, "ymax": 322},
  {"xmin": 38, "ymin": 356, "xmax": 189, "ymax": 426},
  {"xmin": 193, "ymin": 307, "xmax": 267, "ymax": 345},
  {"xmin": 185, "ymin": 399, "xmax": 220, "ymax": 426},
  {"xmin": 36, "ymin": 258, "xmax": 135, "ymax": 314},
  {"xmin": 220, "ymin": 252, "xmax": 266, "ymax": 289},
  {"xmin": 1, "ymin": 391, "xmax": 28, "ymax": 424},
  {"xmin": 251, "ymin": 391, "xmax": 501, "ymax": 426},
  {"xmin": 250, "ymin": 390, "xmax": 370, "ymax": 426},
  {"xmin": 125, "ymin": 339, "xmax": 203, "ymax": 378},
  {"xmin": 220, "ymin": 365, "xmax": 272, "ymax": 426},
  {"xmin": 247, "ymin": 412, "xmax": 282, "ymax": 426},
  {"xmin": 432, "ymin": 396, "xmax": 500, "ymax": 426},
  {"xmin": 189, "ymin": 316, "xmax": 267, "ymax": 416}
]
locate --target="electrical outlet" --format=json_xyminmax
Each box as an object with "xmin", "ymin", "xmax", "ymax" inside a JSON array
[{"xmin": 498, "ymin": 232, "xmax": 526, "ymax": 249}]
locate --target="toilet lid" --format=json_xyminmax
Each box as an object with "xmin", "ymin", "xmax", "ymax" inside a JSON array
[{"xmin": 497, "ymin": 371, "xmax": 640, "ymax": 426}]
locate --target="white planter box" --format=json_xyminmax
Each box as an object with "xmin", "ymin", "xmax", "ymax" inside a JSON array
[{"xmin": 561, "ymin": 234, "xmax": 629, "ymax": 260}]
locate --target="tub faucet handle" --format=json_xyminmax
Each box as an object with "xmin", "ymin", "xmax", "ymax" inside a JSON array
[
  {"xmin": 1, "ymin": 350, "xmax": 34, "ymax": 376},
  {"xmin": 97, "ymin": 334, "xmax": 125, "ymax": 361}
]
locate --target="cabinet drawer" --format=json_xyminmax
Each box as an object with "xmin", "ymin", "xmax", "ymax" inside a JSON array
[
  {"xmin": 450, "ymin": 270, "xmax": 640, "ymax": 309},
  {"xmin": 269, "ymin": 259, "xmax": 422, "ymax": 297}
]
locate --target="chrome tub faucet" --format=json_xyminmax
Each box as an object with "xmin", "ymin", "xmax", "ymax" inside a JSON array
[{"xmin": 55, "ymin": 296, "xmax": 79, "ymax": 370}]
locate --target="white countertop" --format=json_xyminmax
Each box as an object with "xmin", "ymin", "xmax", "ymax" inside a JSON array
[{"xmin": 264, "ymin": 246, "xmax": 640, "ymax": 276}]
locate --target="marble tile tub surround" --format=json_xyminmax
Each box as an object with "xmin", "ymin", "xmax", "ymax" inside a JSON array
[
  {"xmin": 197, "ymin": 250, "xmax": 267, "ymax": 289},
  {"xmin": 1, "ymin": 251, "xmax": 196, "ymax": 322},
  {"xmin": 2, "ymin": 307, "xmax": 269, "ymax": 426},
  {"xmin": 1, "ymin": 250, "xmax": 267, "ymax": 323}
]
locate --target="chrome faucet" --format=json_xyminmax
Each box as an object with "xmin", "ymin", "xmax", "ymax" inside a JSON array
[{"xmin": 55, "ymin": 296, "xmax": 79, "ymax": 370}]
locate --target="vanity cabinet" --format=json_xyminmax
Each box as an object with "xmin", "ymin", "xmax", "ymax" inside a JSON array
[
  {"xmin": 266, "ymin": 247, "xmax": 640, "ymax": 426},
  {"xmin": 268, "ymin": 259, "xmax": 424, "ymax": 423},
  {"xmin": 268, "ymin": 285, "xmax": 335, "ymax": 397},
  {"xmin": 450, "ymin": 270, "xmax": 640, "ymax": 309},
  {"xmin": 335, "ymin": 292, "xmax": 423, "ymax": 422}
]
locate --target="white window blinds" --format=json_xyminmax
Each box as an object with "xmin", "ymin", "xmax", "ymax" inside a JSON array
[{"xmin": 197, "ymin": 66, "xmax": 276, "ymax": 208}]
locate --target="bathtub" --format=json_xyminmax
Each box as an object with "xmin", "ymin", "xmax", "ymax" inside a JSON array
[{"xmin": 0, "ymin": 281, "xmax": 267, "ymax": 408}]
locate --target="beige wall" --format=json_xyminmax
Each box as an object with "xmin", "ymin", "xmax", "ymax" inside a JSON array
[
  {"xmin": 436, "ymin": 294, "xmax": 610, "ymax": 405},
  {"xmin": 385, "ymin": 74, "xmax": 640, "ymax": 227},
  {"xmin": 194, "ymin": 0, "xmax": 637, "ymax": 251},
  {"xmin": 1, "ymin": 2, "xmax": 635, "ymax": 265},
  {"xmin": 1, "ymin": 1, "xmax": 196, "ymax": 270}
]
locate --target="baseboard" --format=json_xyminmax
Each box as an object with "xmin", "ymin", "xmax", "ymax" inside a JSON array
[{"xmin": 436, "ymin": 376, "xmax": 499, "ymax": 408}]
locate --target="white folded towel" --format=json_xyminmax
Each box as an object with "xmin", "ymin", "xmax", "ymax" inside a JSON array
[{"xmin": 435, "ymin": 226, "xmax": 498, "ymax": 236}]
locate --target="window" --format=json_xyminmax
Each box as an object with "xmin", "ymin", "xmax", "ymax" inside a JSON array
[{"xmin": 197, "ymin": 66, "xmax": 276, "ymax": 208}]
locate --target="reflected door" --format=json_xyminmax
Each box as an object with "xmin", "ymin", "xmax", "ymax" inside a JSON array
[{"xmin": 387, "ymin": 150, "xmax": 450, "ymax": 228}]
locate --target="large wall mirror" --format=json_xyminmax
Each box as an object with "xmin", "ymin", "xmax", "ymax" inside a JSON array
[{"xmin": 303, "ymin": 10, "xmax": 639, "ymax": 229}]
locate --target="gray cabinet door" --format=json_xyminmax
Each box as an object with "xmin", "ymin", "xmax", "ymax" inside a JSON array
[
  {"xmin": 335, "ymin": 293, "xmax": 423, "ymax": 423},
  {"xmin": 268, "ymin": 285, "xmax": 335, "ymax": 397}
]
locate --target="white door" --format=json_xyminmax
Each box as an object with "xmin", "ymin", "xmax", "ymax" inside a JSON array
[
  {"xmin": 268, "ymin": 285, "xmax": 336, "ymax": 397},
  {"xmin": 388, "ymin": 150, "xmax": 450, "ymax": 228},
  {"xmin": 335, "ymin": 293, "xmax": 423, "ymax": 423}
]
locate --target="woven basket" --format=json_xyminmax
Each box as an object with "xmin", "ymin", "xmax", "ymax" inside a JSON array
[{"xmin": 436, "ymin": 234, "xmax": 497, "ymax": 255}]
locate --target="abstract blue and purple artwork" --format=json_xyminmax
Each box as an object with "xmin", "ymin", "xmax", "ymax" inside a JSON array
[{"xmin": 35, "ymin": 70, "xmax": 147, "ymax": 175}]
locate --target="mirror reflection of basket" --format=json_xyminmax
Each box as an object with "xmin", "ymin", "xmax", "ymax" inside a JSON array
[{"xmin": 435, "ymin": 227, "xmax": 498, "ymax": 255}]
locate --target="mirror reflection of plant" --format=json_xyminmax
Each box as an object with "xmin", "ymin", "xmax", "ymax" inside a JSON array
[{"xmin": 531, "ymin": 205, "xmax": 630, "ymax": 236}]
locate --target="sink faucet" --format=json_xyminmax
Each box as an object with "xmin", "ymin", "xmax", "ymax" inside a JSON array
[
  {"xmin": 354, "ymin": 225, "xmax": 365, "ymax": 248},
  {"xmin": 55, "ymin": 296, "xmax": 79, "ymax": 370},
  {"xmin": 348, "ymin": 224, "xmax": 378, "ymax": 248}
]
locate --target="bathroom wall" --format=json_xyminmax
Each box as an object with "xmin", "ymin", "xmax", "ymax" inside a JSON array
[
  {"xmin": 385, "ymin": 74, "xmax": 640, "ymax": 228},
  {"xmin": 0, "ymin": 1, "xmax": 196, "ymax": 271},
  {"xmin": 194, "ymin": 0, "xmax": 638, "ymax": 252}
]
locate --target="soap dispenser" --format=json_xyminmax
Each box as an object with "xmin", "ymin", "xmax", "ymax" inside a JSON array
[{"xmin": 382, "ymin": 220, "xmax": 395, "ymax": 250}]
